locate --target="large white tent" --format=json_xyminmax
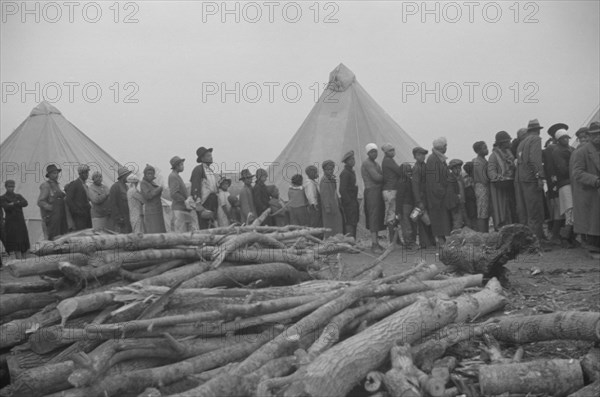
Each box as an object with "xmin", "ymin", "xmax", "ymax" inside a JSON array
[{"xmin": 271, "ymin": 64, "xmax": 420, "ymax": 199}]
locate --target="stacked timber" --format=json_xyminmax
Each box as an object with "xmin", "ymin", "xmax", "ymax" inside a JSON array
[{"xmin": 0, "ymin": 226, "xmax": 598, "ymax": 397}]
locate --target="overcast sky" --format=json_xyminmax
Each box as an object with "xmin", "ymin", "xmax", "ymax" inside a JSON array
[{"xmin": 2, "ymin": 0, "xmax": 599, "ymax": 181}]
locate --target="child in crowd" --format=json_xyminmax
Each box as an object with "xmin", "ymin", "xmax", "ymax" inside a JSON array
[
  {"xmin": 267, "ymin": 185, "xmax": 288, "ymax": 226},
  {"xmin": 288, "ymin": 174, "xmax": 308, "ymax": 226},
  {"xmin": 217, "ymin": 177, "xmax": 231, "ymax": 227}
]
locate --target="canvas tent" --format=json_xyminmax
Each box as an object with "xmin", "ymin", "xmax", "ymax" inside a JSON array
[
  {"xmin": 0, "ymin": 101, "xmax": 123, "ymax": 244},
  {"xmin": 271, "ymin": 63, "xmax": 420, "ymax": 199}
]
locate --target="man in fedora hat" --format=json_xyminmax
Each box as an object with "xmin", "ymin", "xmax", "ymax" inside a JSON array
[
  {"xmin": 488, "ymin": 131, "xmax": 517, "ymax": 229},
  {"xmin": 339, "ymin": 151, "xmax": 359, "ymax": 239},
  {"xmin": 515, "ymin": 119, "xmax": 546, "ymax": 242},
  {"xmin": 65, "ymin": 164, "xmax": 92, "ymax": 231},
  {"xmin": 239, "ymin": 169, "xmax": 257, "ymax": 223},
  {"xmin": 38, "ymin": 164, "xmax": 68, "ymax": 240},
  {"xmin": 411, "ymin": 146, "xmax": 434, "ymax": 248},
  {"xmin": 570, "ymin": 121, "xmax": 600, "ymax": 255},
  {"xmin": 107, "ymin": 166, "xmax": 133, "ymax": 233},
  {"xmin": 190, "ymin": 147, "xmax": 219, "ymax": 229},
  {"xmin": 169, "ymin": 156, "xmax": 194, "ymax": 232}
]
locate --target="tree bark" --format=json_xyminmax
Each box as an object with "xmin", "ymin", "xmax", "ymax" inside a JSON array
[
  {"xmin": 0, "ymin": 279, "xmax": 55, "ymax": 294},
  {"xmin": 568, "ymin": 380, "xmax": 600, "ymax": 397},
  {"xmin": 479, "ymin": 359, "xmax": 584, "ymax": 397},
  {"xmin": 0, "ymin": 305, "xmax": 62, "ymax": 349},
  {"xmin": 0, "ymin": 292, "xmax": 60, "ymax": 316},
  {"xmin": 133, "ymin": 261, "xmax": 211, "ymax": 287},
  {"xmin": 210, "ymin": 231, "xmax": 284, "ymax": 268},
  {"xmin": 181, "ymin": 262, "xmax": 311, "ymax": 289},
  {"xmin": 581, "ymin": 347, "xmax": 600, "ymax": 383},
  {"xmin": 7, "ymin": 253, "xmax": 89, "ymax": 277}
]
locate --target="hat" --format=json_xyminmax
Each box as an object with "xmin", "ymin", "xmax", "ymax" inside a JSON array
[
  {"xmin": 449, "ymin": 159, "xmax": 463, "ymax": 168},
  {"xmin": 341, "ymin": 150, "xmax": 355, "ymax": 163},
  {"xmin": 196, "ymin": 147, "xmax": 213, "ymax": 163},
  {"xmin": 143, "ymin": 164, "xmax": 155, "ymax": 174},
  {"xmin": 527, "ymin": 119, "xmax": 544, "ymax": 132},
  {"xmin": 554, "ymin": 129, "xmax": 570, "ymax": 141},
  {"xmin": 240, "ymin": 169, "xmax": 254, "ymax": 180},
  {"xmin": 548, "ymin": 123, "xmax": 568, "ymax": 138},
  {"xmin": 381, "ymin": 143, "xmax": 394, "ymax": 153},
  {"xmin": 126, "ymin": 174, "xmax": 139, "ymax": 183},
  {"xmin": 494, "ymin": 131, "xmax": 511, "ymax": 144},
  {"xmin": 4, "ymin": 180, "xmax": 15, "ymax": 188},
  {"xmin": 517, "ymin": 128, "xmax": 528, "ymax": 139},
  {"xmin": 589, "ymin": 121, "xmax": 600, "ymax": 134},
  {"xmin": 170, "ymin": 156, "xmax": 185, "ymax": 169},
  {"xmin": 412, "ymin": 147, "xmax": 428, "ymax": 156},
  {"xmin": 256, "ymin": 168, "xmax": 268, "ymax": 179},
  {"xmin": 322, "ymin": 160, "xmax": 335, "ymax": 169},
  {"xmin": 117, "ymin": 166, "xmax": 132, "ymax": 180},
  {"xmin": 218, "ymin": 176, "xmax": 231, "ymax": 187},
  {"xmin": 77, "ymin": 164, "xmax": 90, "ymax": 174},
  {"xmin": 365, "ymin": 143, "xmax": 378, "ymax": 153},
  {"xmin": 575, "ymin": 127, "xmax": 589, "ymax": 138},
  {"xmin": 45, "ymin": 164, "xmax": 62, "ymax": 178}
]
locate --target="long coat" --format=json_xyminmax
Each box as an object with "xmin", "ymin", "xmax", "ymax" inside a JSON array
[
  {"xmin": 425, "ymin": 151, "xmax": 451, "ymax": 237},
  {"xmin": 38, "ymin": 180, "xmax": 68, "ymax": 240},
  {"xmin": 107, "ymin": 181, "xmax": 132, "ymax": 233},
  {"xmin": 570, "ymin": 142, "xmax": 600, "ymax": 236},
  {"xmin": 516, "ymin": 133, "xmax": 543, "ymax": 182},
  {"xmin": 0, "ymin": 192, "xmax": 30, "ymax": 253},
  {"xmin": 140, "ymin": 179, "xmax": 166, "ymax": 233},
  {"xmin": 339, "ymin": 166, "xmax": 359, "ymax": 226},
  {"xmin": 65, "ymin": 178, "xmax": 92, "ymax": 231},
  {"xmin": 320, "ymin": 176, "xmax": 344, "ymax": 237},
  {"xmin": 488, "ymin": 148, "xmax": 516, "ymax": 228}
]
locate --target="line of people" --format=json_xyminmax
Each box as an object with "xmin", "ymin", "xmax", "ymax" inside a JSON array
[{"xmin": 1, "ymin": 119, "xmax": 598, "ymax": 261}]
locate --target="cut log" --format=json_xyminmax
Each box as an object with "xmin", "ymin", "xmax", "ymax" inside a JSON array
[
  {"xmin": 479, "ymin": 359, "xmax": 584, "ymax": 397},
  {"xmin": 489, "ymin": 311, "xmax": 600, "ymax": 343},
  {"xmin": 224, "ymin": 248, "xmax": 319, "ymax": 271},
  {"xmin": 7, "ymin": 253, "xmax": 89, "ymax": 277},
  {"xmin": 347, "ymin": 231, "xmax": 397, "ymax": 279},
  {"xmin": 58, "ymin": 261, "xmax": 122, "ymax": 285},
  {"xmin": 133, "ymin": 261, "xmax": 211, "ymax": 287},
  {"xmin": 0, "ymin": 305, "xmax": 62, "ymax": 349},
  {"xmin": 119, "ymin": 260, "xmax": 185, "ymax": 282},
  {"xmin": 581, "ymin": 347, "xmax": 600, "ymax": 383},
  {"xmin": 57, "ymin": 292, "xmax": 116, "ymax": 326},
  {"xmin": 181, "ymin": 262, "xmax": 311, "ymax": 288},
  {"xmin": 210, "ymin": 231, "xmax": 285, "ymax": 268},
  {"xmin": 251, "ymin": 208, "xmax": 272, "ymax": 226},
  {"xmin": 372, "ymin": 274, "xmax": 483, "ymax": 297},
  {"xmin": 0, "ymin": 279, "xmax": 55, "ymax": 294},
  {"xmin": 568, "ymin": 380, "xmax": 600, "ymax": 397}
]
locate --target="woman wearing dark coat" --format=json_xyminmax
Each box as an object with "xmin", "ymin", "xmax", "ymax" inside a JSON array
[
  {"xmin": 339, "ymin": 151, "xmax": 359, "ymax": 239},
  {"xmin": 0, "ymin": 180, "xmax": 30, "ymax": 258},
  {"xmin": 320, "ymin": 160, "xmax": 344, "ymax": 238},
  {"xmin": 426, "ymin": 138, "xmax": 452, "ymax": 243}
]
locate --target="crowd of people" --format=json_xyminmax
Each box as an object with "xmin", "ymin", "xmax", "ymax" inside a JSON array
[{"xmin": 0, "ymin": 119, "xmax": 599, "ymax": 261}]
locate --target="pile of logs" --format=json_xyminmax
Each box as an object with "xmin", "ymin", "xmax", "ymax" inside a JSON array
[{"xmin": 0, "ymin": 226, "xmax": 598, "ymax": 397}]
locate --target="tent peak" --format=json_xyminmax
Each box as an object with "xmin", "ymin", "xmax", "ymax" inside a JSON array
[
  {"xmin": 30, "ymin": 101, "xmax": 62, "ymax": 117},
  {"xmin": 328, "ymin": 63, "xmax": 356, "ymax": 92}
]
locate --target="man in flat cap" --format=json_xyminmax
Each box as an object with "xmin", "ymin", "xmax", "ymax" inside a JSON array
[
  {"xmin": 65, "ymin": 164, "xmax": 92, "ymax": 231},
  {"xmin": 169, "ymin": 156, "xmax": 194, "ymax": 232},
  {"xmin": 38, "ymin": 164, "xmax": 68, "ymax": 240},
  {"xmin": 190, "ymin": 146, "xmax": 219, "ymax": 229},
  {"xmin": 361, "ymin": 143, "xmax": 385, "ymax": 253},
  {"xmin": 411, "ymin": 147, "xmax": 434, "ymax": 248},
  {"xmin": 381, "ymin": 143, "xmax": 403, "ymax": 243},
  {"xmin": 515, "ymin": 119, "xmax": 546, "ymax": 242},
  {"xmin": 339, "ymin": 151, "xmax": 359, "ymax": 239}
]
